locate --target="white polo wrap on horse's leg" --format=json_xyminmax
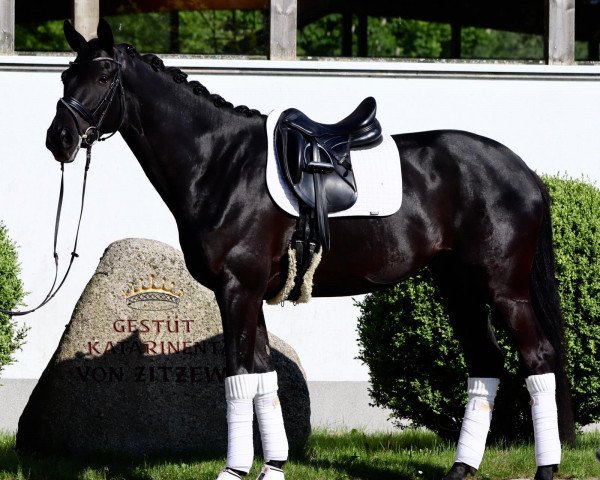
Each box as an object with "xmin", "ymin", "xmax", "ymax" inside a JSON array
[
  {"xmin": 255, "ymin": 371, "xmax": 289, "ymax": 463},
  {"xmin": 455, "ymin": 377, "xmax": 500, "ymax": 469},
  {"xmin": 224, "ymin": 373, "xmax": 260, "ymax": 474},
  {"xmin": 256, "ymin": 464, "xmax": 285, "ymax": 480},
  {"xmin": 526, "ymin": 373, "xmax": 561, "ymax": 466}
]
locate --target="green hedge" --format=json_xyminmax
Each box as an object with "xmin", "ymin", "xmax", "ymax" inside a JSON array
[
  {"xmin": 356, "ymin": 175, "xmax": 600, "ymax": 442},
  {"xmin": 0, "ymin": 223, "xmax": 27, "ymax": 375}
]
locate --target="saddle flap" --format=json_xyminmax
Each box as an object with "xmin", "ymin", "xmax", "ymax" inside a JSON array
[{"xmin": 275, "ymin": 113, "xmax": 358, "ymax": 214}]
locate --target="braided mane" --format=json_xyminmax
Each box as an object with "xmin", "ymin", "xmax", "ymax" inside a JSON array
[{"xmin": 121, "ymin": 44, "xmax": 263, "ymax": 118}]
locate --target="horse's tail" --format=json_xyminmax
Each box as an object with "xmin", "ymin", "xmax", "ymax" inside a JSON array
[{"xmin": 529, "ymin": 172, "xmax": 576, "ymax": 446}]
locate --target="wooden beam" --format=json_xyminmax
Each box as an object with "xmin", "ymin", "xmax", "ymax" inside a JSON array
[
  {"xmin": 73, "ymin": 0, "xmax": 99, "ymax": 41},
  {"xmin": 270, "ymin": 0, "xmax": 297, "ymax": 60},
  {"xmin": 545, "ymin": 0, "xmax": 575, "ymax": 65},
  {"xmin": 0, "ymin": 0, "xmax": 15, "ymax": 54}
]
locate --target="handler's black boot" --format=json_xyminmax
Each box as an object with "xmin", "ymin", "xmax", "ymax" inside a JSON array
[
  {"xmin": 442, "ymin": 462, "xmax": 477, "ymax": 480},
  {"xmin": 534, "ymin": 465, "xmax": 558, "ymax": 480}
]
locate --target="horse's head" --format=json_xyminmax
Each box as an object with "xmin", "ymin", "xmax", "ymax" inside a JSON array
[{"xmin": 46, "ymin": 19, "xmax": 124, "ymax": 163}]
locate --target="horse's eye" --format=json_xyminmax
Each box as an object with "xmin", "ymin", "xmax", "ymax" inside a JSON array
[{"xmin": 99, "ymin": 75, "xmax": 109, "ymax": 85}]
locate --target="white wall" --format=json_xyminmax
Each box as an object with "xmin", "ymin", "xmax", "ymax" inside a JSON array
[{"xmin": 1, "ymin": 56, "xmax": 599, "ymax": 381}]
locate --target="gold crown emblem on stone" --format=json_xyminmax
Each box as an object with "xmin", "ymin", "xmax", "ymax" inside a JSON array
[{"xmin": 124, "ymin": 274, "xmax": 183, "ymax": 310}]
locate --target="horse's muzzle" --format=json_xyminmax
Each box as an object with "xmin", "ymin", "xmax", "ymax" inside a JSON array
[{"xmin": 46, "ymin": 111, "xmax": 80, "ymax": 163}]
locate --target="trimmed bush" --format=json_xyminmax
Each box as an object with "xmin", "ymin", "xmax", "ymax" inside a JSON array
[
  {"xmin": 356, "ymin": 175, "xmax": 600, "ymax": 442},
  {"xmin": 0, "ymin": 223, "xmax": 27, "ymax": 375}
]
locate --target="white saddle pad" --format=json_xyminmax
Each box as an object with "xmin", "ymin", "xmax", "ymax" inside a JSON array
[{"xmin": 265, "ymin": 109, "xmax": 402, "ymax": 218}]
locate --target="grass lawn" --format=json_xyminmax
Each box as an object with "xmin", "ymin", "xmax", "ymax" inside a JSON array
[{"xmin": 0, "ymin": 429, "xmax": 598, "ymax": 480}]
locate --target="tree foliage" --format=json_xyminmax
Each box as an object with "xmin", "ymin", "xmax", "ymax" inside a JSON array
[
  {"xmin": 15, "ymin": 20, "xmax": 69, "ymax": 51},
  {"xmin": 0, "ymin": 223, "xmax": 28, "ymax": 375},
  {"xmin": 356, "ymin": 176, "xmax": 600, "ymax": 442},
  {"xmin": 299, "ymin": 15, "xmax": 546, "ymax": 60},
  {"xmin": 16, "ymin": 11, "xmax": 268, "ymax": 56},
  {"xmin": 15, "ymin": 10, "xmax": 563, "ymax": 60}
]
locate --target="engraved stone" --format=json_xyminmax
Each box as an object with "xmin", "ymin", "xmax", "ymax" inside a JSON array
[{"xmin": 17, "ymin": 238, "xmax": 310, "ymax": 456}]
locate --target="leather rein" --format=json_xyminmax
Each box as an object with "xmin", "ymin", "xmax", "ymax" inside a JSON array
[{"xmin": 0, "ymin": 56, "xmax": 125, "ymax": 317}]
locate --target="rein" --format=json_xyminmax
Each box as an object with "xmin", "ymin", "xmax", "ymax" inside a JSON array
[{"xmin": 0, "ymin": 55, "xmax": 125, "ymax": 317}]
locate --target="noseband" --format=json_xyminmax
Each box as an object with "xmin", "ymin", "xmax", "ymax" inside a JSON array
[{"xmin": 59, "ymin": 55, "xmax": 125, "ymax": 152}]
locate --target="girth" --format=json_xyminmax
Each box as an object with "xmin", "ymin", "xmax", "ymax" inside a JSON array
[{"xmin": 273, "ymin": 97, "xmax": 383, "ymax": 302}]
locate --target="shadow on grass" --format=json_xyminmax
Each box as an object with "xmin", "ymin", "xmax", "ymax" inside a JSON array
[
  {"xmin": 289, "ymin": 429, "xmax": 450, "ymax": 480},
  {"xmin": 0, "ymin": 435, "xmax": 225, "ymax": 480},
  {"xmin": 293, "ymin": 456, "xmax": 447, "ymax": 480},
  {"xmin": 0, "ymin": 430, "xmax": 454, "ymax": 480}
]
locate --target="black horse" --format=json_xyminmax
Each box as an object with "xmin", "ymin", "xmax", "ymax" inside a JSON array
[{"xmin": 46, "ymin": 20, "xmax": 574, "ymax": 480}]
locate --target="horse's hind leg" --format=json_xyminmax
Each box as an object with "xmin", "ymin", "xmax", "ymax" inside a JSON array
[
  {"xmin": 431, "ymin": 259, "xmax": 503, "ymax": 480},
  {"xmin": 491, "ymin": 292, "xmax": 561, "ymax": 480},
  {"xmin": 484, "ymin": 237, "xmax": 564, "ymax": 479}
]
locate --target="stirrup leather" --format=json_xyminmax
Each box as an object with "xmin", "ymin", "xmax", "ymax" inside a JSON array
[
  {"xmin": 256, "ymin": 464, "xmax": 285, "ymax": 480},
  {"xmin": 216, "ymin": 468, "xmax": 244, "ymax": 480}
]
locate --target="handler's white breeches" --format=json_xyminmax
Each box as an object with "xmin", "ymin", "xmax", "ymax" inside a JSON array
[
  {"xmin": 526, "ymin": 373, "xmax": 561, "ymax": 466},
  {"xmin": 455, "ymin": 377, "xmax": 500, "ymax": 470},
  {"xmin": 255, "ymin": 371, "xmax": 289, "ymax": 463}
]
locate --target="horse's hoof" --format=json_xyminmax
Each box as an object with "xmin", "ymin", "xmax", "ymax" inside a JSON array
[
  {"xmin": 534, "ymin": 465, "xmax": 558, "ymax": 480},
  {"xmin": 442, "ymin": 462, "xmax": 477, "ymax": 480},
  {"xmin": 256, "ymin": 464, "xmax": 285, "ymax": 480},
  {"xmin": 215, "ymin": 468, "xmax": 244, "ymax": 479}
]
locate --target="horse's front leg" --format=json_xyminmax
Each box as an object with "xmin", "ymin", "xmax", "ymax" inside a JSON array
[
  {"xmin": 253, "ymin": 309, "xmax": 288, "ymax": 479},
  {"xmin": 215, "ymin": 276, "xmax": 288, "ymax": 480}
]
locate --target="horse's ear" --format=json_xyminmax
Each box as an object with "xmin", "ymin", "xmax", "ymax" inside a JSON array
[
  {"xmin": 63, "ymin": 20, "xmax": 86, "ymax": 53},
  {"xmin": 97, "ymin": 18, "xmax": 114, "ymax": 53}
]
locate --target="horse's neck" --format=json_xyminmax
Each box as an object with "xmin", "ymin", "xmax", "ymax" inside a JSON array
[{"xmin": 119, "ymin": 62, "xmax": 264, "ymax": 221}]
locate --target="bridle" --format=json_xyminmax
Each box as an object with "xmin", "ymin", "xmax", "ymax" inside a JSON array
[
  {"xmin": 59, "ymin": 55, "xmax": 125, "ymax": 158},
  {"xmin": 0, "ymin": 53, "xmax": 125, "ymax": 317}
]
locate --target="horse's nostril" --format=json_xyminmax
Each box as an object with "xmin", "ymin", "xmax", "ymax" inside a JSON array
[{"xmin": 60, "ymin": 128, "xmax": 73, "ymax": 148}]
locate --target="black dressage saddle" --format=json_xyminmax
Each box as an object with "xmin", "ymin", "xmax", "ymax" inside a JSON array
[{"xmin": 275, "ymin": 96, "xmax": 383, "ymax": 251}]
